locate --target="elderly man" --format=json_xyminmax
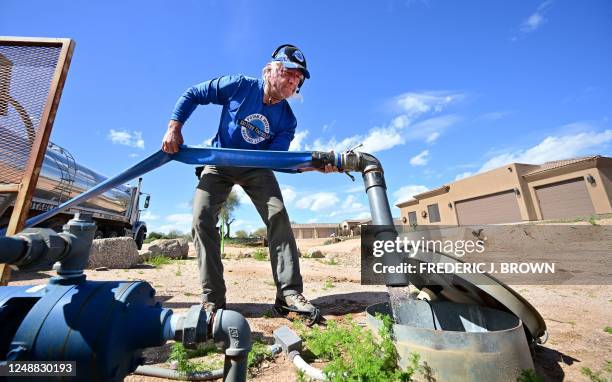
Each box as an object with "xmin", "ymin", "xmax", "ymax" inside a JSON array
[{"xmin": 161, "ymin": 44, "xmax": 329, "ymax": 323}]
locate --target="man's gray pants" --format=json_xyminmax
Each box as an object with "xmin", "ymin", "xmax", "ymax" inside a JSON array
[{"xmin": 192, "ymin": 165, "xmax": 303, "ymax": 307}]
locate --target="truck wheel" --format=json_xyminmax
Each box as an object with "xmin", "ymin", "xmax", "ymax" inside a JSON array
[
  {"xmin": 94, "ymin": 230, "xmax": 104, "ymax": 239},
  {"xmin": 135, "ymin": 228, "xmax": 146, "ymax": 250}
]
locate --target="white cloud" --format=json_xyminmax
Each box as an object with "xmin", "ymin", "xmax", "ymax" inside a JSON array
[
  {"xmin": 341, "ymin": 194, "xmax": 366, "ymax": 210},
  {"xmin": 154, "ymin": 213, "xmax": 193, "ymax": 234},
  {"xmin": 395, "ymin": 91, "xmax": 464, "ymax": 117},
  {"xmin": 289, "ymin": 130, "xmax": 309, "ymax": 151},
  {"xmin": 175, "ymin": 201, "xmax": 191, "ymax": 210},
  {"xmin": 140, "ymin": 210, "xmax": 159, "ymax": 221},
  {"xmin": 426, "ymin": 132, "xmax": 440, "ymax": 143},
  {"xmin": 233, "ymin": 220, "xmax": 257, "ymax": 231},
  {"xmin": 322, "ymin": 120, "xmax": 336, "ymax": 132},
  {"xmin": 516, "ymin": 0, "xmax": 554, "ymax": 37},
  {"xmin": 392, "ymin": 185, "xmax": 429, "ymax": 205},
  {"xmin": 300, "ymin": 91, "xmax": 464, "ymax": 155},
  {"xmin": 345, "ymin": 185, "xmax": 363, "ymax": 193},
  {"xmin": 362, "ymin": 127, "xmax": 405, "ymax": 153},
  {"xmin": 128, "ymin": 153, "xmax": 139, "ymax": 158},
  {"xmin": 480, "ymin": 129, "xmax": 612, "ymax": 172},
  {"xmin": 306, "ymin": 136, "xmax": 361, "ymax": 153},
  {"xmin": 353, "ymin": 212, "xmax": 371, "ymax": 220},
  {"xmin": 405, "ymin": 115, "xmax": 461, "ymax": 142},
  {"xmin": 329, "ymin": 194, "xmax": 368, "ymax": 217},
  {"xmin": 522, "ymin": 13, "xmax": 543, "ymax": 32},
  {"xmin": 295, "ymin": 192, "xmax": 339, "ymax": 212},
  {"xmin": 454, "ymin": 171, "xmax": 473, "ymax": 181},
  {"xmin": 280, "ymin": 185, "xmax": 297, "ymax": 203},
  {"xmin": 107, "ymin": 129, "xmax": 145, "ymax": 149},
  {"xmin": 410, "ymin": 150, "xmax": 429, "ymax": 166}
]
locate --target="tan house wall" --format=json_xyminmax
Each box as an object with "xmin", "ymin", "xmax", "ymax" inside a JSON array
[{"xmin": 292, "ymin": 226, "xmax": 339, "ymax": 239}]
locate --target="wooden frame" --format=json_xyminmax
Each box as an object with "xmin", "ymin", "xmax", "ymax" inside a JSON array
[{"xmin": 0, "ymin": 37, "xmax": 75, "ymax": 285}]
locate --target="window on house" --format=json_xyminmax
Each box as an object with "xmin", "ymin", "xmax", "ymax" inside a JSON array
[
  {"xmin": 427, "ymin": 204, "xmax": 441, "ymax": 223},
  {"xmin": 408, "ymin": 211, "xmax": 417, "ymax": 225}
]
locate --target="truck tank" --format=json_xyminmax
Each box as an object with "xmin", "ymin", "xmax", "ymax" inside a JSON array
[
  {"xmin": 1, "ymin": 141, "xmax": 134, "ymax": 226},
  {"xmin": 34, "ymin": 142, "xmax": 132, "ymax": 216}
]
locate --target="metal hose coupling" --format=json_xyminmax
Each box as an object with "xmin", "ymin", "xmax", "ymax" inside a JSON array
[{"xmin": 311, "ymin": 149, "xmax": 384, "ymax": 174}]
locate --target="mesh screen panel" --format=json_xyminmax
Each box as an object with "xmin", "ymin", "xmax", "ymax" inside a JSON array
[{"xmin": 0, "ymin": 44, "xmax": 61, "ymax": 185}]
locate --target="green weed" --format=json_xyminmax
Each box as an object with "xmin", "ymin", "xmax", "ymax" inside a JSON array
[
  {"xmin": 588, "ymin": 215, "xmax": 599, "ymax": 226},
  {"xmin": 301, "ymin": 314, "xmax": 423, "ymax": 381},
  {"xmin": 604, "ymin": 326, "xmax": 612, "ymax": 334},
  {"xmin": 168, "ymin": 342, "xmax": 224, "ymax": 377},
  {"xmin": 296, "ymin": 369, "xmax": 307, "ymax": 382},
  {"xmin": 581, "ymin": 360, "xmax": 612, "ymax": 382},
  {"xmin": 175, "ymin": 265, "xmax": 182, "ymax": 276},
  {"xmin": 323, "ymin": 278, "xmax": 335, "ymax": 290},
  {"xmin": 168, "ymin": 342, "xmax": 202, "ymax": 376},
  {"xmin": 252, "ymin": 249, "xmax": 268, "ymax": 261},
  {"xmin": 517, "ymin": 369, "xmax": 544, "ymax": 382},
  {"xmin": 145, "ymin": 255, "xmax": 172, "ymax": 268},
  {"xmin": 247, "ymin": 341, "xmax": 273, "ymax": 370},
  {"xmin": 318, "ymin": 257, "xmax": 339, "ymax": 265}
]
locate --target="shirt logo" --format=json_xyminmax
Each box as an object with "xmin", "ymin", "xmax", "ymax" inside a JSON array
[{"xmin": 240, "ymin": 114, "xmax": 270, "ymax": 144}]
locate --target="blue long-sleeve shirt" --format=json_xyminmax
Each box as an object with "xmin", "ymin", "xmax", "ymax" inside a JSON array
[{"xmin": 171, "ymin": 75, "xmax": 297, "ymax": 151}]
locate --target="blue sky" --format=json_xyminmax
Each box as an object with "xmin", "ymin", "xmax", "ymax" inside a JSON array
[{"xmin": 2, "ymin": 1, "xmax": 611, "ymax": 234}]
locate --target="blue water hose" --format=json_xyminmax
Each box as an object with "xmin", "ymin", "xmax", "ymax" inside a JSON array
[{"xmin": 5, "ymin": 146, "xmax": 318, "ymax": 234}]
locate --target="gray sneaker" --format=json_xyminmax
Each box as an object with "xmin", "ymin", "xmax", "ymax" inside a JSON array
[
  {"xmin": 274, "ymin": 294, "xmax": 321, "ymax": 326},
  {"xmin": 278, "ymin": 294, "xmax": 315, "ymax": 313}
]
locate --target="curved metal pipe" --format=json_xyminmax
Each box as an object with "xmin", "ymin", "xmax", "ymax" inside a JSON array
[
  {"xmin": 211, "ymin": 309, "xmax": 252, "ymax": 382},
  {"xmin": 324, "ymin": 150, "xmax": 409, "ymax": 287}
]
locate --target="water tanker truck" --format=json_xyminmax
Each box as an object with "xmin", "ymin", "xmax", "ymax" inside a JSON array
[{"xmin": 0, "ymin": 141, "xmax": 150, "ymax": 249}]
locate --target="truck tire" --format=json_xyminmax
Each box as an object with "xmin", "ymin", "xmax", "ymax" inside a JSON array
[{"xmin": 135, "ymin": 228, "xmax": 146, "ymax": 250}]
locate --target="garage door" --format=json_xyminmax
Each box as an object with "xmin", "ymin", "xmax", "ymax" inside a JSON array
[
  {"xmin": 301, "ymin": 229, "xmax": 313, "ymax": 239},
  {"xmin": 535, "ymin": 178, "xmax": 594, "ymax": 220},
  {"xmin": 456, "ymin": 190, "xmax": 522, "ymax": 225}
]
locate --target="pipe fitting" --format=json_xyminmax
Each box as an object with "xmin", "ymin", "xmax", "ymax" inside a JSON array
[
  {"xmin": 334, "ymin": 150, "xmax": 384, "ymax": 174},
  {"xmin": 7, "ymin": 228, "xmax": 69, "ymax": 270},
  {"xmin": 212, "ymin": 309, "xmax": 252, "ymax": 358},
  {"xmin": 54, "ymin": 213, "xmax": 96, "ymax": 277},
  {"xmin": 212, "ymin": 308, "xmax": 252, "ymax": 382},
  {"xmin": 173, "ymin": 305, "xmax": 208, "ymax": 348}
]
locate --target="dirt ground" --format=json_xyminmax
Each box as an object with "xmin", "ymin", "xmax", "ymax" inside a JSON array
[{"xmin": 7, "ymin": 229, "xmax": 612, "ymax": 381}]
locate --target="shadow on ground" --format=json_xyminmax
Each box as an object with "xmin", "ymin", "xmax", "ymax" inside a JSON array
[{"xmin": 534, "ymin": 345, "xmax": 577, "ymax": 382}]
